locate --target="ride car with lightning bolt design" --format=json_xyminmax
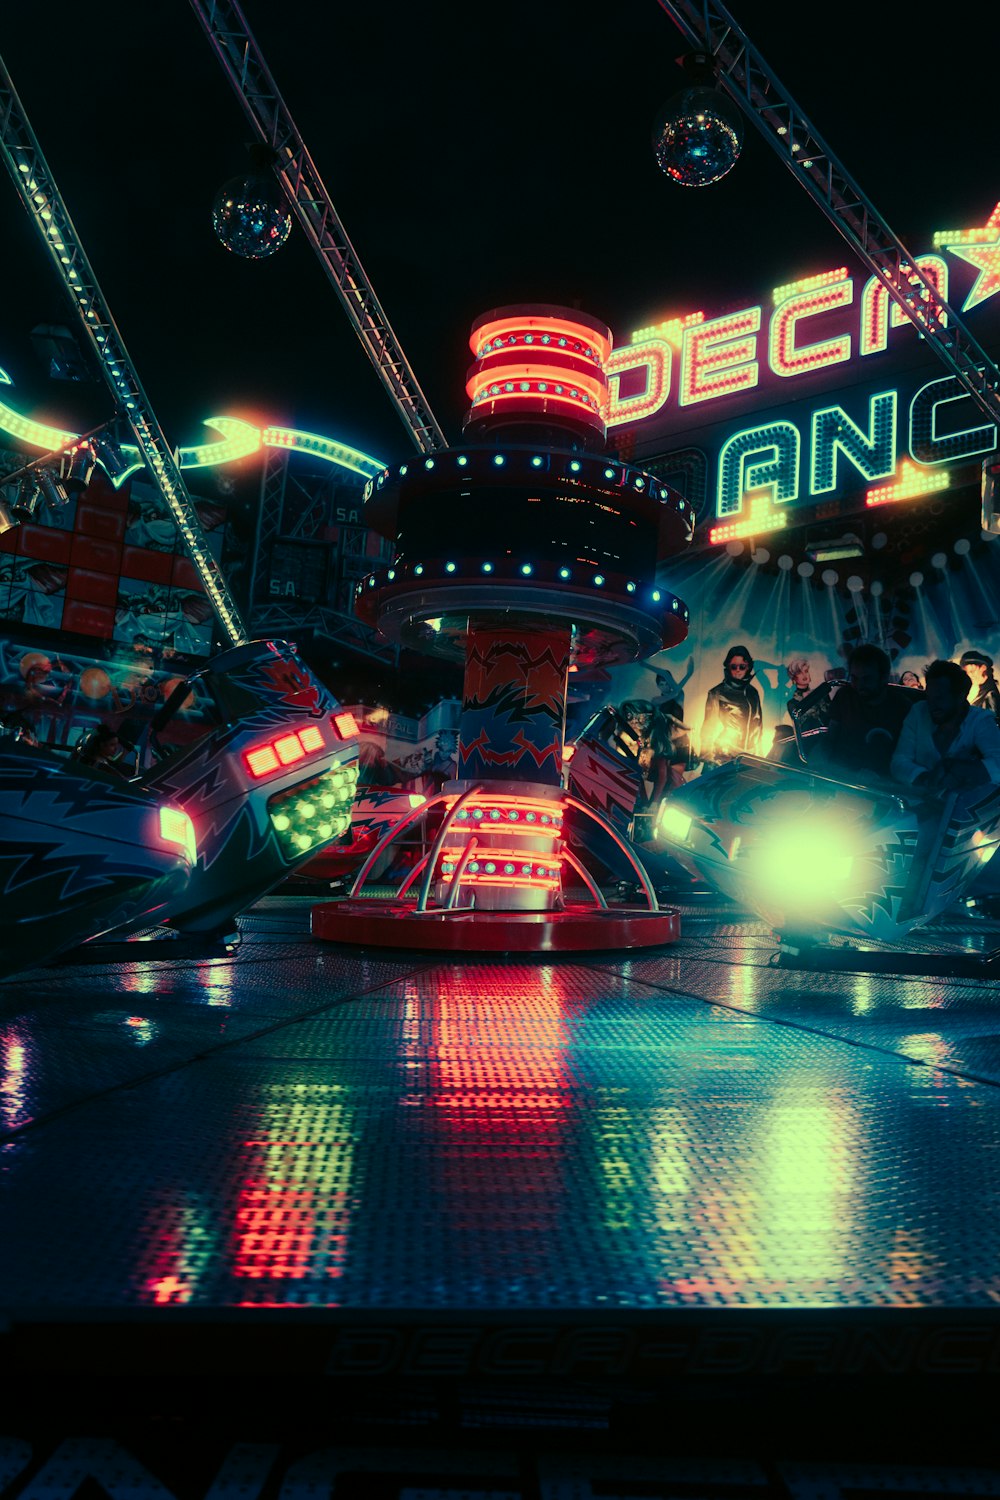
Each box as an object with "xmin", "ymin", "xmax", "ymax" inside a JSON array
[
  {"xmin": 653, "ymin": 754, "xmax": 1000, "ymax": 947},
  {"xmin": 134, "ymin": 639, "xmax": 359, "ymax": 936},
  {"xmin": 0, "ymin": 747, "xmax": 196, "ymax": 979}
]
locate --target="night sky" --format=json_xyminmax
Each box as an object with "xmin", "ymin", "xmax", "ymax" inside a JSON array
[{"xmin": 0, "ymin": 2, "xmax": 996, "ymax": 472}]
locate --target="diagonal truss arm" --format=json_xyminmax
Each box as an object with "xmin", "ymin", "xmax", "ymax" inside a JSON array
[
  {"xmin": 189, "ymin": 0, "xmax": 449, "ymax": 456},
  {"xmin": 0, "ymin": 57, "xmax": 249, "ymax": 647},
  {"xmin": 657, "ymin": 0, "xmax": 1000, "ymax": 432}
]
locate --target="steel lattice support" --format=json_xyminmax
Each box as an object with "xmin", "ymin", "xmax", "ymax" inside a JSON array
[
  {"xmin": 0, "ymin": 58, "xmax": 249, "ymax": 647},
  {"xmin": 657, "ymin": 0, "xmax": 1000, "ymax": 431},
  {"xmin": 190, "ymin": 0, "xmax": 449, "ymax": 456},
  {"xmin": 247, "ymin": 445, "xmax": 289, "ymax": 608},
  {"xmin": 247, "ymin": 596, "xmax": 398, "ymax": 665}
]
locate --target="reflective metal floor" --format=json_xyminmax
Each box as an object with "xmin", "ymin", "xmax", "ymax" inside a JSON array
[
  {"xmin": 4, "ymin": 896, "xmax": 1000, "ymax": 1469},
  {"xmin": 7, "ymin": 895, "xmax": 1000, "ymax": 1312}
]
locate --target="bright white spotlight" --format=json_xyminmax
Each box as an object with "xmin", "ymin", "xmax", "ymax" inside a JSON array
[
  {"xmin": 655, "ymin": 803, "xmax": 692, "ymax": 843},
  {"xmin": 751, "ymin": 815, "xmax": 855, "ymax": 911}
]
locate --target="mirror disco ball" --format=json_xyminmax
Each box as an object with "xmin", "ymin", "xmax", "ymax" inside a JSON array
[
  {"xmin": 653, "ymin": 86, "xmax": 743, "ymax": 187},
  {"xmin": 212, "ymin": 173, "xmax": 293, "ymax": 259}
]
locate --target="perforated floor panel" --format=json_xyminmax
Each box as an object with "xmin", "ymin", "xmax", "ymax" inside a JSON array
[{"xmin": 4, "ymin": 896, "xmax": 1000, "ymax": 1467}]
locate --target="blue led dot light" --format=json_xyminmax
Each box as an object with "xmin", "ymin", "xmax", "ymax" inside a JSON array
[
  {"xmin": 482, "ymin": 561, "xmax": 493, "ymax": 573},
  {"xmin": 594, "ymin": 574, "xmax": 605, "ymax": 586},
  {"xmin": 652, "ymin": 589, "xmax": 661, "ymax": 602},
  {"xmin": 604, "ymin": 467, "xmax": 615, "ymax": 479},
  {"xmin": 569, "ymin": 461, "xmax": 581, "ymax": 473},
  {"xmin": 387, "ymin": 569, "xmax": 396, "ymax": 580},
  {"xmin": 424, "ymin": 458, "xmax": 435, "ymax": 470},
  {"xmin": 456, "ymin": 809, "xmax": 468, "ymax": 819},
  {"xmin": 635, "ymin": 477, "xmax": 645, "ymax": 489},
  {"xmin": 485, "ymin": 862, "xmax": 496, "ymax": 874},
  {"xmin": 446, "ymin": 562, "xmax": 456, "ymax": 573},
  {"xmin": 526, "ymin": 812, "xmax": 536, "ymax": 823},
  {"xmin": 469, "ymin": 862, "xmax": 480, "ymax": 873},
  {"xmin": 559, "ymin": 567, "xmax": 571, "ymax": 580},
  {"xmin": 504, "ymin": 863, "xmax": 515, "ymax": 874},
  {"xmin": 457, "ymin": 455, "xmax": 468, "ymax": 466},
  {"xmin": 493, "ymin": 454, "xmax": 505, "ymax": 466},
  {"xmin": 490, "ymin": 809, "xmax": 501, "ymax": 821},
  {"xmin": 473, "ymin": 808, "xmax": 484, "ymax": 819},
  {"xmin": 368, "ymin": 577, "xmax": 375, "ymax": 588},
  {"xmin": 509, "ymin": 810, "xmax": 519, "ymax": 821},
  {"xmin": 626, "ymin": 581, "xmax": 636, "ymax": 592},
  {"xmin": 521, "ymin": 563, "xmax": 533, "ymax": 575},
  {"xmin": 531, "ymin": 456, "xmax": 544, "ymax": 467},
  {"xmin": 414, "ymin": 564, "xmax": 424, "ymax": 576},
  {"xmin": 399, "ymin": 464, "xmax": 408, "ymax": 476}
]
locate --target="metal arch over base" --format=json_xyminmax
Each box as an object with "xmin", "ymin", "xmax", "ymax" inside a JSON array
[{"xmin": 311, "ymin": 900, "xmax": 680, "ymax": 952}]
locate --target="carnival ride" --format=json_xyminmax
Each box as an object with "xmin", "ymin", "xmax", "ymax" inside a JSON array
[
  {"xmin": 0, "ymin": 745, "xmax": 196, "ymax": 978},
  {"xmin": 652, "ymin": 701, "xmax": 1000, "ymax": 974},
  {"xmin": 2, "ymin": 0, "xmax": 1000, "ymax": 964},
  {"xmin": 0, "ymin": 640, "xmax": 358, "ymax": 977}
]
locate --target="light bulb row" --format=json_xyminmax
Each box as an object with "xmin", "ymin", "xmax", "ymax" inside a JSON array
[
  {"xmin": 475, "ymin": 333, "xmax": 601, "ymax": 363},
  {"xmin": 455, "ymin": 806, "xmax": 564, "ymax": 828},
  {"xmin": 470, "ymin": 381, "xmax": 603, "ymax": 414},
  {"xmin": 368, "ymin": 450, "xmax": 688, "ymax": 512},
  {"xmin": 359, "ymin": 559, "xmax": 688, "ymax": 616}
]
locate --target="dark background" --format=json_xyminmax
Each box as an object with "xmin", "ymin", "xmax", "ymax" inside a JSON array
[{"xmin": 1, "ymin": 2, "xmax": 995, "ymax": 472}]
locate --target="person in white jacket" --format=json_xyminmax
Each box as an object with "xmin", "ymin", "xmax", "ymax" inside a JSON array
[{"xmin": 890, "ymin": 659, "xmax": 1000, "ymax": 792}]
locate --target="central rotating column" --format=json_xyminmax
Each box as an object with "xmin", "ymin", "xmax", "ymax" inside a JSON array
[{"xmin": 313, "ymin": 305, "xmax": 695, "ymax": 951}]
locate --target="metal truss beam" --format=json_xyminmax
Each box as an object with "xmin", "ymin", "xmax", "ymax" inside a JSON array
[
  {"xmin": 0, "ymin": 57, "xmax": 249, "ymax": 647},
  {"xmin": 247, "ymin": 445, "xmax": 289, "ymax": 607},
  {"xmin": 247, "ymin": 597, "xmax": 398, "ymax": 667},
  {"xmin": 657, "ymin": 0, "xmax": 1000, "ymax": 431},
  {"xmin": 189, "ymin": 0, "xmax": 449, "ymax": 455}
]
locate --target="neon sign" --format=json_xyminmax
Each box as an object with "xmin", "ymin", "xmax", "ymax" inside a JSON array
[
  {"xmin": 0, "ymin": 372, "xmax": 385, "ymax": 486},
  {"xmin": 608, "ymin": 204, "xmax": 1000, "ymax": 540},
  {"xmin": 606, "ymin": 257, "xmax": 954, "ymax": 430}
]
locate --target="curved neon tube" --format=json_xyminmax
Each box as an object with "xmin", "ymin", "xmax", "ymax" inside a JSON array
[{"xmin": 0, "ymin": 383, "xmax": 385, "ymax": 487}]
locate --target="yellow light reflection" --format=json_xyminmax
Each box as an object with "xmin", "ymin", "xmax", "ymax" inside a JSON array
[
  {"xmin": 757, "ymin": 1089, "xmax": 858, "ymax": 1287},
  {"xmin": 232, "ymin": 1084, "xmax": 355, "ymax": 1302},
  {"xmin": 1, "ymin": 1029, "xmax": 31, "ymax": 1132}
]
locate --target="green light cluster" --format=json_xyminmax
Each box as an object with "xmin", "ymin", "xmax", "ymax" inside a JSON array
[{"xmin": 267, "ymin": 760, "xmax": 359, "ymax": 861}]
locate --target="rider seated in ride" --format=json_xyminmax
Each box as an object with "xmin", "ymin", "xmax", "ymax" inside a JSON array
[
  {"xmin": 891, "ymin": 659, "xmax": 1000, "ymax": 793},
  {"xmin": 813, "ymin": 644, "xmax": 914, "ymax": 781}
]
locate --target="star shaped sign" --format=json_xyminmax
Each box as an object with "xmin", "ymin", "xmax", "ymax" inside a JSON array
[{"xmin": 934, "ymin": 202, "xmax": 1000, "ymax": 312}]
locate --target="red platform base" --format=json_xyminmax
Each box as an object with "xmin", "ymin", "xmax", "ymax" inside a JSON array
[{"xmin": 310, "ymin": 900, "xmax": 680, "ymax": 953}]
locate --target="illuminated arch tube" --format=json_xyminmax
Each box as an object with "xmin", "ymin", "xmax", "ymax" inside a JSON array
[{"xmin": 312, "ymin": 306, "xmax": 694, "ymax": 952}]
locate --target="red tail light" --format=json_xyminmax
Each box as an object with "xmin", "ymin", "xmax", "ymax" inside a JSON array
[
  {"xmin": 332, "ymin": 711, "xmax": 359, "ymax": 739},
  {"xmin": 245, "ymin": 745, "xmax": 281, "ymax": 777},
  {"xmin": 243, "ymin": 722, "xmax": 329, "ymax": 779},
  {"xmin": 274, "ymin": 733, "xmax": 305, "ymax": 765}
]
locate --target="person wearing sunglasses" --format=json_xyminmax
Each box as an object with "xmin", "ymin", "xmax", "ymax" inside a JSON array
[{"xmin": 701, "ymin": 645, "xmax": 763, "ymax": 764}]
